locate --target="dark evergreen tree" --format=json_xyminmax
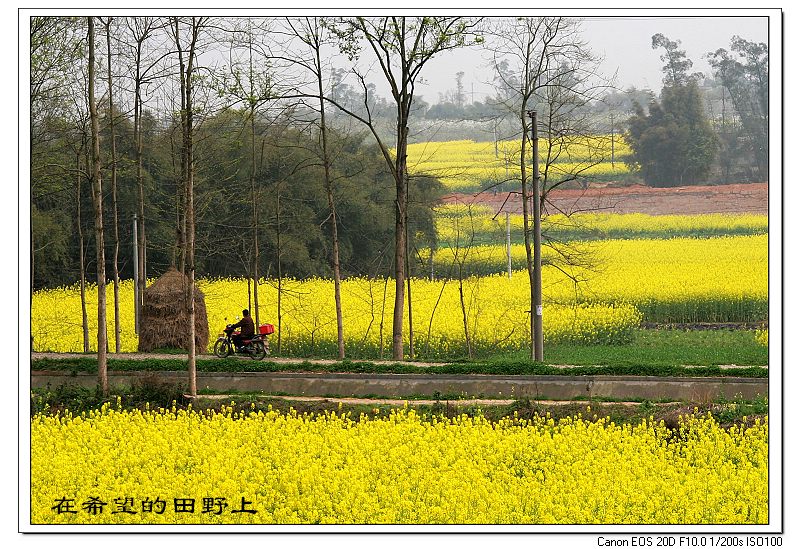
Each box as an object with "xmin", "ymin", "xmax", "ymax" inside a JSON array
[
  {"xmin": 626, "ymin": 83, "xmax": 718, "ymax": 187},
  {"xmin": 624, "ymin": 34, "xmax": 718, "ymax": 187}
]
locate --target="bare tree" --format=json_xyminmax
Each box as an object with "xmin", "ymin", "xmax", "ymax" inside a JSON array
[
  {"xmin": 274, "ymin": 176, "xmax": 285, "ymax": 356},
  {"xmin": 73, "ymin": 111, "xmax": 92, "ymax": 354},
  {"xmin": 327, "ymin": 16, "xmax": 482, "ymax": 360},
  {"xmin": 449, "ymin": 209, "xmax": 477, "ymax": 359},
  {"xmin": 282, "ymin": 16, "xmax": 348, "ymax": 359},
  {"xmin": 217, "ymin": 18, "xmax": 275, "ymax": 329},
  {"xmin": 171, "ymin": 16, "xmax": 209, "ymax": 397},
  {"xmin": 433, "ymin": 203, "xmax": 496, "ymax": 359},
  {"xmin": 76, "ymin": 143, "xmax": 90, "ymax": 353},
  {"xmin": 61, "ymin": 79, "xmax": 93, "ymax": 353},
  {"xmin": 87, "ymin": 16, "xmax": 108, "ymax": 395},
  {"xmin": 123, "ymin": 16, "xmax": 170, "ymax": 331},
  {"xmin": 102, "ymin": 17, "xmax": 122, "ymax": 353},
  {"xmin": 486, "ymin": 17, "xmax": 609, "ymax": 361}
]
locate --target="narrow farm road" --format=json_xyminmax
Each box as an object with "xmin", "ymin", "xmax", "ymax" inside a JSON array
[{"xmin": 29, "ymin": 352, "xmax": 765, "ymax": 370}]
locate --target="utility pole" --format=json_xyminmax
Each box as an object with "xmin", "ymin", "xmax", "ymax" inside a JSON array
[
  {"xmin": 610, "ymin": 112, "xmax": 615, "ymax": 169},
  {"xmin": 506, "ymin": 211, "xmax": 512, "ymax": 279},
  {"xmin": 405, "ymin": 216, "xmax": 414, "ymax": 359},
  {"xmin": 527, "ymin": 110, "xmax": 543, "ymax": 361},
  {"xmin": 494, "ymin": 121, "xmax": 499, "ymax": 159}
]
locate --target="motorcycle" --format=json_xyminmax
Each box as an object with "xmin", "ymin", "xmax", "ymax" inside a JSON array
[{"xmin": 213, "ymin": 322, "xmax": 273, "ymax": 360}]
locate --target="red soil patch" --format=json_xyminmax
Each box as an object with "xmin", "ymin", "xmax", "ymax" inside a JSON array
[{"xmin": 443, "ymin": 182, "xmax": 769, "ymax": 216}]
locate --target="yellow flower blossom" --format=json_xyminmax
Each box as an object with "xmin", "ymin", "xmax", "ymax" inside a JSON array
[{"xmin": 31, "ymin": 407, "xmax": 768, "ymax": 524}]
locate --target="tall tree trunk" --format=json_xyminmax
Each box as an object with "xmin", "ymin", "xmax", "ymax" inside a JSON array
[
  {"xmin": 530, "ymin": 111, "xmax": 544, "ymax": 361},
  {"xmin": 187, "ymin": 21, "xmax": 198, "ymax": 396},
  {"xmin": 392, "ymin": 120, "xmax": 409, "ymax": 360},
  {"xmin": 315, "ymin": 41, "xmax": 345, "ymax": 360},
  {"xmin": 77, "ymin": 151, "xmax": 89, "ymax": 353},
  {"xmin": 30, "ymin": 230, "xmax": 34, "ymax": 292},
  {"xmin": 134, "ymin": 40, "xmax": 147, "ymax": 329},
  {"xmin": 168, "ymin": 130, "xmax": 183, "ymax": 268},
  {"xmin": 178, "ymin": 145, "xmax": 187, "ymax": 274},
  {"xmin": 88, "ymin": 17, "xmax": 108, "ymax": 395},
  {"xmin": 250, "ymin": 107, "xmax": 260, "ymax": 328},
  {"xmin": 247, "ymin": 276, "xmax": 252, "ymax": 312},
  {"xmin": 242, "ymin": 27, "xmax": 262, "ymax": 330},
  {"xmin": 176, "ymin": 23, "xmax": 188, "ymax": 275},
  {"xmin": 405, "ymin": 193, "xmax": 414, "ymax": 359},
  {"xmin": 175, "ymin": 16, "xmax": 199, "ymax": 396},
  {"xmin": 186, "ymin": 110, "xmax": 196, "ymax": 396},
  {"xmin": 519, "ymin": 110, "xmax": 535, "ymax": 361},
  {"xmin": 105, "ymin": 19, "xmax": 121, "ymax": 353}
]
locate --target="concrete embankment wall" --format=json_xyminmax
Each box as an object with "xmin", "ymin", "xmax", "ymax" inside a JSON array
[{"xmin": 30, "ymin": 370, "xmax": 768, "ymax": 401}]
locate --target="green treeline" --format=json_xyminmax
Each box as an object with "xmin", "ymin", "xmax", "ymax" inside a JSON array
[{"xmin": 32, "ymin": 106, "xmax": 442, "ymax": 289}]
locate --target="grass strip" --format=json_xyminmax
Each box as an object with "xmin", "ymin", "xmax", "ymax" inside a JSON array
[
  {"xmin": 493, "ymin": 329, "xmax": 768, "ymax": 366},
  {"xmin": 31, "ymin": 357, "xmax": 767, "ymax": 378}
]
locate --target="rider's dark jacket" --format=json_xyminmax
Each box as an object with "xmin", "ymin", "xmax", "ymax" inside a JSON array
[{"xmin": 231, "ymin": 315, "xmax": 255, "ymax": 338}]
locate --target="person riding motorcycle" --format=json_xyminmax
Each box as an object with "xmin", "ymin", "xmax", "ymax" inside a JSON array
[{"xmin": 228, "ymin": 309, "xmax": 255, "ymax": 350}]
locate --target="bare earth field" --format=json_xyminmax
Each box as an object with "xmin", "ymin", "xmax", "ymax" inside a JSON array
[{"xmin": 443, "ymin": 182, "xmax": 769, "ymax": 216}]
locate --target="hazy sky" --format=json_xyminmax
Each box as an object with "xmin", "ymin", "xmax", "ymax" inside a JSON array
[{"xmin": 382, "ymin": 15, "xmax": 770, "ymax": 104}]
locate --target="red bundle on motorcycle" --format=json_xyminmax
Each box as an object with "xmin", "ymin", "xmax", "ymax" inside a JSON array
[{"xmin": 259, "ymin": 324, "xmax": 274, "ymax": 335}]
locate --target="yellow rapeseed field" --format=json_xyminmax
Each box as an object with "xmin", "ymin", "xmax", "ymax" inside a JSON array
[
  {"xmin": 435, "ymin": 205, "xmax": 769, "ymax": 241},
  {"xmin": 31, "ymin": 405, "xmax": 768, "ymax": 524},
  {"xmin": 30, "ymin": 234, "xmax": 766, "ymax": 355},
  {"xmin": 31, "ymin": 276, "xmax": 640, "ymax": 356},
  {"xmin": 429, "ymin": 234, "xmax": 768, "ymax": 324},
  {"xmin": 406, "ymin": 138, "xmax": 631, "ymax": 192}
]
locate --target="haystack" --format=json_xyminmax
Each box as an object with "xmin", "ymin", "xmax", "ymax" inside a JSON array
[{"xmin": 138, "ymin": 268, "xmax": 209, "ymax": 352}]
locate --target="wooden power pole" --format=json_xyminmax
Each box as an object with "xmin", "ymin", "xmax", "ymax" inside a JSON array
[{"xmin": 506, "ymin": 211, "xmax": 512, "ymax": 279}]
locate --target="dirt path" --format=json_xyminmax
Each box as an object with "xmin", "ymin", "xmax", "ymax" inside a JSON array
[
  {"xmin": 29, "ymin": 352, "xmax": 445, "ymax": 368},
  {"xmin": 29, "ymin": 352, "xmax": 765, "ymax": 370},
  {"xmin": 444, "ymin": 182, "xmax": 769, "ymax": 216}
]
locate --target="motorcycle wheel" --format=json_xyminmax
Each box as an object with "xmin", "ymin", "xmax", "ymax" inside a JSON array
[
  {"xmin": 214, "ymin": 339, "xmax": 231, "ymax": 358},
  {"xmin": 251, "ymin": 341, "xmax": 267, "ymax": 361}
]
